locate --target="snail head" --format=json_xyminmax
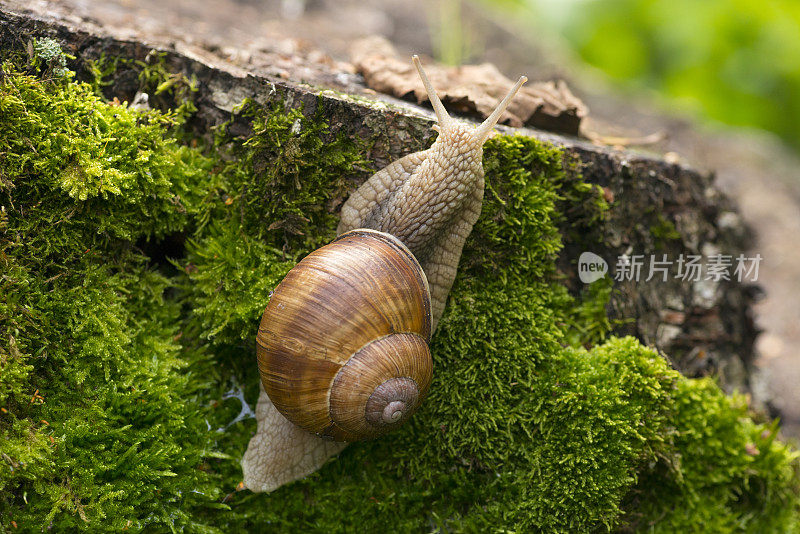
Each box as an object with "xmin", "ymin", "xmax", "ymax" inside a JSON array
[{"xmin": 412, "ymin": 55, "xmax": 527, "ymax": 151}]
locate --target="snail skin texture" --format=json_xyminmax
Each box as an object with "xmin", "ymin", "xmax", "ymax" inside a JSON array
[{"xmin": 242, "ymin": 56, "xmax": 527, "ymax": 492}]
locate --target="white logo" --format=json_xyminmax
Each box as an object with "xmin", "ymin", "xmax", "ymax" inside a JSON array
[{"xmin": 578, "ymin": 252, "xmax": 608, "ymax": 284}]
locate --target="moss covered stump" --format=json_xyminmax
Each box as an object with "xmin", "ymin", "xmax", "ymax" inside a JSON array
[{"xmin": 0, "ymin": 15, "xmax": 798, "ymax": 534}]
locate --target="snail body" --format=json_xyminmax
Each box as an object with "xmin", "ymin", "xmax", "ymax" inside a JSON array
[
  {"xmin": 256, "ymin": 229, "xmax": 432, "ymax": 441},
  {"xmin": 242, "ymin": 56, "xmax": 527, "ymax": 492},
  {"xmin": 339, "ymin": 56, "xmax": 527, "ymax": 330}
]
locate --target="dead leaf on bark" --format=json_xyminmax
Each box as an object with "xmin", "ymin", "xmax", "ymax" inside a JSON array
[{"xmin": 350, "ymin": 36, "xmax": 588, "ymax": 135}]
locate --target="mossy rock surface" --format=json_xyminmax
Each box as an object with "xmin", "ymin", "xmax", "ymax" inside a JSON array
[{"xmin": 0, "ymin": 42, "xmax": 798, "ymax": 533}]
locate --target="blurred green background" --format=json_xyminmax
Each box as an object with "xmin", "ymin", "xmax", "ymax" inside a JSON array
[{"xmin": 468, "ymin": 0, "xmax": 800, "ymax": 150}]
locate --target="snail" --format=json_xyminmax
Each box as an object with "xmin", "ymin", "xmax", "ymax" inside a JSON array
[{"xmin": 242, "ymin": 56, "xmax": 527, "ymax": 492}]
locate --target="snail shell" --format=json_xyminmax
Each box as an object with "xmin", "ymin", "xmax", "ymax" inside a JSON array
[{"xmin": 256, "ymin": 228, "xmax": 433, "ymax": 442}]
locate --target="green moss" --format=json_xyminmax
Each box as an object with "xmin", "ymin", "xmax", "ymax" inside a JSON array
[
  {"xmin": 634, "ymin": 378, "xmax": 800, "ymax": 532},
  {"xmin": 83, "ymin": 50, "xmax": 199, "ymax": 126},
  {"xmin": 1, "ymin": 56, "xmax": 798, "ymax": 533},
  {"xmin": 0, "ymin": 66, "xmax": 219, "ymax": 531},
  {"xmin": 0, "ymin": 63, "xmax": 209, "ymax": 241},
  {"xmin": 650, "ymin": 214, "xmax": 682, "ymax": 244},
  {"xmin": 564, "ymin": 276, "xmax": 616, "ymax": 347},
  {"xmin": 181, "ymin": 222, "xmax": 295, "ymax": 344},
  {"xmin": 136, "ymin": 51, "xmax": 199, "ymax": 124}
]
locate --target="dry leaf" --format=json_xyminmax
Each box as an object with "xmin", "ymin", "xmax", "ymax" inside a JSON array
[{"xmin": 350, "ymin": 36, "xmax": 588, "ymax": 135}]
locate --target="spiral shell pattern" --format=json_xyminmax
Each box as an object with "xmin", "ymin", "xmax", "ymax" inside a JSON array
[{"xmin": 256, "ymin": 229, "xmax": 433, "ymax": 441}]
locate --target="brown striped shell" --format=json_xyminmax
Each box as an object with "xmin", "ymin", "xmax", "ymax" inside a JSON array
[{"xmin": 256, "ymin": 229, "xmax": 433, "ymax": 442}]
